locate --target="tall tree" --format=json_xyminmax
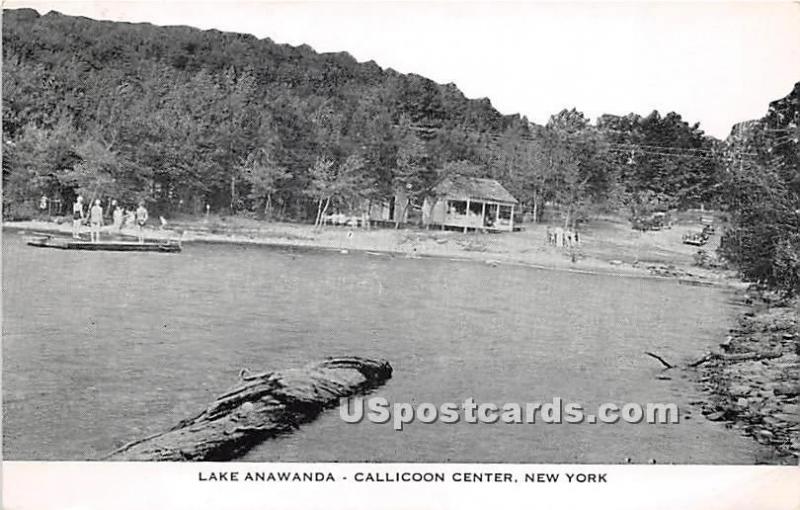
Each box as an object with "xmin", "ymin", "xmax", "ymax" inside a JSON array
[
  {"xmin": 240, "ymin": 146, "xmax": 290, "ymax": 218},
  {"xmin": 392, "ymin": 124, "xmax": 430, "ymax": 228}
]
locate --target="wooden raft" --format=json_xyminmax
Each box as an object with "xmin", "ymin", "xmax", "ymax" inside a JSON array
[
  {"xmin": 27, "ymin": 235, "xmax": 181, "ymax": 253},
  {"xmin": 104, "ymin": 356, "xmax": 392, "ymax": 461}
]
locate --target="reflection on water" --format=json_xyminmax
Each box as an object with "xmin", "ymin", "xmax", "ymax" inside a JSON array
[{"xmin": 2, "ymin": 230, "xmax": 759, "ymax": 462}]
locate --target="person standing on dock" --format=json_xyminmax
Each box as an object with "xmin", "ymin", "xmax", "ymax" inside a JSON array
[
  {"xmin": 72, "ymin": 196, "xmax": 85, "ymax": 239},
  {"xmin": 39, "ymin": 195, "xmax": 48, "ymax": 216},
  {"xmin": 135, "ymin": 201, "xmax": 149, "ymax": 244},
  {"xmin": 89, "ymin": 199, "xmax": 104, "ymax": 243},
  {"xmin": 111, "ymin": 200, "xmax": 124, "ymax": 232}
]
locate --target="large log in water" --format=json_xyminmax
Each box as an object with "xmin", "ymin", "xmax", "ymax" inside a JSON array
[{"xmin": 104, "ymin": 356, "xmax": 392, "ymax": 461}]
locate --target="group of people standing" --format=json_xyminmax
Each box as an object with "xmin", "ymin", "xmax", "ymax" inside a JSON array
[
  {"xmin": 546, "ymin": 226, "xmax": 580, "ymax": 248},
  {"xmin": 71, "ymin": 196, "xmax": 149, "ymax": 243}
]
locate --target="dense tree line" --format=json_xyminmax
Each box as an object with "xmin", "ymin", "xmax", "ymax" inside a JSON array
[
  {"xmin": 1, "ymin": 9, "xmax": 513, "ymax": 220},
  {"xmin": 718, "ymin": 83, "xmax": 800, "ymax": 296},
  {"xmin": 2, "ymin": 9, "xmax": 797, "ymax": 293},
  {"xmin": 3, "ymin": 9, "xmax": 723, "ymax": 225}
]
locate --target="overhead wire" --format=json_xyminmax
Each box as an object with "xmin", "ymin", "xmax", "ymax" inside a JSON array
[{"xmin": 403, "ymin": 123, "xmax": 770, "ymax": 161}]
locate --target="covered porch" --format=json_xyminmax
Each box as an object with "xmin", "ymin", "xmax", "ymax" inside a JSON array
[
  {"xmin": 440, "ymin": 198, "xmax": 515, "ymax": 232},
  {"xmin": 423, "ymin": 176, "xmax": 518, "ymax": 232}
]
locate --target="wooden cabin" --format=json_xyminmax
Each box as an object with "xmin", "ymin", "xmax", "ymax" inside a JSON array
[
  {"xmin": 422, "ymin": 176, "xmax": 518, "ymax": 232},
  {"xmin": 366, "ymin": 190, "xmax": 410, "ymax": 226}
]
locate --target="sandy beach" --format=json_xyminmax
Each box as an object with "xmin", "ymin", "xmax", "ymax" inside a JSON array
[{"xmin": 4, "ymin": 214, "xmax": 735, "ymax": 284}]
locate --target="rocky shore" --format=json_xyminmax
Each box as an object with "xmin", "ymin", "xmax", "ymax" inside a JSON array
[{"xmin": 693, "ymin": 290, "xmax": 800, "ymax": 464}]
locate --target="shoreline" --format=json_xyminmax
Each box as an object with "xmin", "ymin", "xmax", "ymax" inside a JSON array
[
  {"xmin": 4, "ymin": 217, "xmax": 797, "ymax": 463},
  {"xmin": 691, "ymin": 290, "xmax": 800, "ymax": 464},
  {"xmin": 3, "ymin": 218, "xmax": 738, "ymax": 286}
]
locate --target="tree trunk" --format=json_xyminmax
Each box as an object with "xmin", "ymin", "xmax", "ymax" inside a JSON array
[
  {"xmin": 394, "ymin": 199, "xmax": 409, "ymax": 229},
  {"xmin": 317, "ymin": 197, "xmax": 331, "ymax": 230},
  {"xmin": 532, "ymin": 197, "xmax": 539, "ymax": 224},
  {"xmin": 689, "ymin": 349, "xmax": 783, "ymax": 367},
  {"xmin": 230, "ymin": 175, "xmax": 236, "ymax": 212},
  {"xmin": 314, "ymin": 199, "xmax": 323, "ymax": 228},
  {"xmin": 103, "ymin": 357, "xmax": 393, "ymax": 461}
]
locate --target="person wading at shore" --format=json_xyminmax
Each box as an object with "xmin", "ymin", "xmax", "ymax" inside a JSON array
[
  {"xmin": 135, "ymin": 201, "xmax": 149, "ymax": 244},
  {"xmin": 72, "ymin": 196, "xmax": 85, "ymax": 239},
  {"xmin": 89, "ymin": 199, "xmax": 104, "ymax": 243}
]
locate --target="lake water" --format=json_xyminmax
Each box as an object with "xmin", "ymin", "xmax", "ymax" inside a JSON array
[{"xmin": 2, "ymin": 229, "xmax": 761, "ymax": 462}]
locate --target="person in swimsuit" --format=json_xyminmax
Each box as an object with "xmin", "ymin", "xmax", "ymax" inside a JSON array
[
  {"xmin": 72, "ymin": 196, "xmax": 85, "ymax": 239},
  {"xmin": 135, "ymin": 201, "xmax": 149, "ymax": 244},
  {"xmin": 89, "ymin": 199, "xmax": 104, "ymax": 243}
]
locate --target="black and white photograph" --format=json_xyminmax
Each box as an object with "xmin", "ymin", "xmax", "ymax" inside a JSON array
[{"xmin": 1, "ymin": 0, "xmax": 799, "ymax": 507}]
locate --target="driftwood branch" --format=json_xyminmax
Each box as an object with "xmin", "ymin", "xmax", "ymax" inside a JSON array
[
  {"xmin": 688, "ymin": 352, "xmax": 715, "ymax": 367},
  {"xmin": 688, "ymin": 350, "xmax": 783, "ymax": 367},
  {"xmin": 103, "ymin": 356, "xmax": 392, "ymax": 461},
  {"xmin": 644, "ymin": 351, "xmax": 674, "ymax": 370}
]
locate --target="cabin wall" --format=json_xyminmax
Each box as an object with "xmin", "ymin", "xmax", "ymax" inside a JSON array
[
  {"xmin": 368, "ymin": 201, "xmax": 388, "ymax": 221},
  {"xmin": 495, "ymin": 203, "xmax": 515, "ymax": 231},
  {"xmin": 366, "ymin": 191, "xmax": 409, "ymax": 223},
  {"xmin": 422, "ymin": 197, "xmax": 445, "ymax": 226}
]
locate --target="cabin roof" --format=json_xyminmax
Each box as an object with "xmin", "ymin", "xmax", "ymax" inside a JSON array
[{"xmin": 434, "ymin": 175, "xmax": 518, "ymax": 204}]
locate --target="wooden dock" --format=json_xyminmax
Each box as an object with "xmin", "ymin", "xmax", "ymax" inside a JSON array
[{"xmin": 27, "ymin": 235, "xmax": 182, "ymax": 253}]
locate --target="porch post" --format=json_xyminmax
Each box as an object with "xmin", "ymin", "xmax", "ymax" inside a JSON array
[
  {"xmin": 509, "ymin": 204, "xmax": 515, "ymax": 231},
  {"xmin": 481, "ymin": 201, "xmax": 486, "ymax": 230},
  {"xmin": 464, "ymin": 198, "xmax": 470, "ymax": 233}
]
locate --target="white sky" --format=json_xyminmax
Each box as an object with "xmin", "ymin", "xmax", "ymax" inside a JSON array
[{"xmin": 5, "ymin": 1, "xmax": 800, "ymax": 138}]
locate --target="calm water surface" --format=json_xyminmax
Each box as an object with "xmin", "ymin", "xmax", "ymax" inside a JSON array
[{"xmin": 2, "ymin": 229, "xmax": 760, "ymax": 462}]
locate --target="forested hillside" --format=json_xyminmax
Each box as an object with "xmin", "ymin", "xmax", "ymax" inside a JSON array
[
  {"xmin": 719, "ymin": 83, "xmax": 800, "ymax": 295},
  {"xmin": 1, "ymin": 8, "xmax": 517, "ymax": 219},
  {"xmin": 2, "ymin": 8, "xmax": 723, "ymax": 224}
]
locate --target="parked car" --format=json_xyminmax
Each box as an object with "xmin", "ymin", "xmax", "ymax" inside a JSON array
[
  {"xmin": 683, "ymin": 231, "xmax": 709, "ymax": 246},
  {"xmin": 632, "ymin": 211, "xmax": 671, "ymax": 231}
]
